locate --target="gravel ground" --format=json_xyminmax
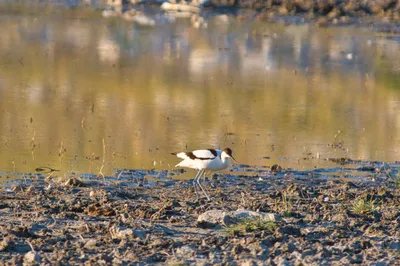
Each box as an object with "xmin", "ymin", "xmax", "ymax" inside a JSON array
[{"xmin": 1, "ymin": 162, "xmax": 400, "ymax": 265}]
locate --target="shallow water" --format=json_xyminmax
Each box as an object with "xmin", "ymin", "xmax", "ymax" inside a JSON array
[{"xmin": 0, "ymin": 3, "xmax": 400, "ymax": 179}]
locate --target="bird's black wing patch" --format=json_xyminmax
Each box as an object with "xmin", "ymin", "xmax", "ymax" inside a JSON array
[
  {"xmin": 208, "ymin": 149, "xmax": 218, "ymax": 157},
  {"xmin": 186, "ymin": 152, "xmax": 198, "ymax": 160},
  {"xmin": 186, "ymin": 149, "xmax": 217, "ymax": 160}
]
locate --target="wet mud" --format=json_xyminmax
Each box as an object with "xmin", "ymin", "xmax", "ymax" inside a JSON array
[{"xmin": 1, "ymin": 161, "xmax": 400, "ymax": 265}]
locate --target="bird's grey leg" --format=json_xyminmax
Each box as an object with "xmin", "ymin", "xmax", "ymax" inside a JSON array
[
  {"xmin": 205, "ymin": 171, "xmax": 215, "ymax": 200},
  {"xmin": 201, "ymin": 170, "xmax": 213, "ymax": 192},
  {"xmin": 192, "ymin": 170, "xmax": 201, "ymax": 200},
  {"xmin": 196, "ymin": 169, "xmax": 211, "ymax": 201},
  {"xmin": 203, "ymin": 171, "xmax": 215, "ymax": 188}
]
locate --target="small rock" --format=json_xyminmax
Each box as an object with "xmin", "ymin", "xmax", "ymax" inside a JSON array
[
  {"xmin": 112, "ymin": 257, "xmax": 123, "ymax": 265},
  {"xmin": 23, "ymin": 251, "xmax": 42, "ymax": 266},
  {"xmin": 330, "ymin": 213, "xmax": 346, "ymax": 222},
  {"xmin": 161, "ymin": 2, "xmax": 200, "ymax": 13},
  {"xmin": 64, "ymin": 177, "xmax": 86, "ymax": 187},
  {"xmin": 327, "ymin": 8, "xmax": 340, "ymax": 19},
  {"xmin": 105, "ymin": 0, "xmax": 123, "ymax": 6},
  {"xmin": 289, "ymin": 250, "xmax": 302, "ymax": 260},
  {"xmin": 176, "ymin": 245, "xmax": 196, "ymax": 258},
  {"xmin": 346, "ymin": 53, "xmax": 353, "ymax": 60},
  {"xmin": 339, "ymin": 255, "xmax": 351, "ymax": 264},
  {"xmin": 197, "ymin": 209, "xmax": 280, "ymax": 228},
  {"xmin": 278, "ymin": 6, "xmax": 288, "ymax": 15},
  {"xmin": 86, "ymin": 204, "xmax": 116, "ymax": 217},
  {"xmin": 240, "ymin": 259, "xmax": 257, "ymax": 266},
  {"xmin": 316, "ymin": 17, "xmax": 329, "ymax": 27},
  {"xmin": 276, "ymin": 257, "xmax": 291, "ymax": 266},
  {"xmin": 84, "ymin": 239, "xmax": 97, "ymax": 249},
  {"xmin": 131, "ymin": 14, "xmax": 156, "ymax": 27},
  {"xmin": 271, "ymin": 164, "xmax": 282, "ymax": 172},
  {"xmin": 166, "ymin": 258, "xmax": 188, "ymax": 266},
  {"xmin": 197, "ymin": 209, "xmax": 226, "ymax": 228},
  {"xmin": 109, "ymin": 226, "xmax": 146, "ymax": 240},
  {"xmin": 231, "ymin": 209, "xmax": 280, "ymax": 222}
]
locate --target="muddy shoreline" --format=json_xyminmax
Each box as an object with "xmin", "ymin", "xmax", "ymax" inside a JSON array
[
  {"xmin": 108, "ymin": 0, "xmax": 400, "ymax": 27},
  {"xmin": 237, "ymin": 0, "xmax": 400, "ymax": 25},
  {"xmin": 1, "ymin": 164, "xmax": 400, "ymax": 265}
]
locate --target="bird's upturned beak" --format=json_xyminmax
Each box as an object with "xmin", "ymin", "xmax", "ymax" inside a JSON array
[{"xmin": 230, "ymin": 155, "xmax": 237, "ymax": 162}]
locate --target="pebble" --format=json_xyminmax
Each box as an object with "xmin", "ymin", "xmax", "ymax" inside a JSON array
[{"xmin": 23, "ymin": 251, "xmax": 42, "ymax": 266}]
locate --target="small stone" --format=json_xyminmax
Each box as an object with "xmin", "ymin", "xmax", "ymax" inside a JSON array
[
  {"xmin": 240, "ymin": 259, "xmax": 257, "ymax": 266},
  {"xmin": 230, "ymin": 209, "xmax": 281, "ymax": 224},
  {"xmin": 176, "ymin": 245, "xmax": 195, "ymax": 258},
  {"xmin": 166, "ymin": 258, "xmax": 188, "ymax": 266},
  {"xmin": 23, "ymin": 251, "xmax": 42, "ymax": 266},
  {"xmin": 64, "ymin": 177, "xmax": 86, "ymax": 187},
  {"xmin": 197, "ymin": 209, "xmax": 226, "ymax": 228},
  {"xmin": 84, "ymin": 239, "xmax": 97, "ymax": 249},
  {"xmin": 327, "ymin": 8, "xmax": 340, "ymax": 19},
  {"xmin": 289, "ymin": 250, "xmax": 302, "ymax": 260},
  {"xmin": 198, "ymin": 209, "xmax": 280, "ymax": 228},
  {"xmin": 346, "ymin": 53, "xmax": 353, "ymax": 60},
  {"xmin": 330, "ymin": 213, "xmax": 346, "ymax": 222},
  {"xmin": 276, "ymin": 258, "xmax": 291, "ymax": 266},
  {"xmin": 271, "ymin": 164, "xmax": 283, "ymax": 172},
  {"xmin": 316, "ymin": 17, "xmax": 329, "ymax": 27},
  {"xmin": 109, "ymin": 226, "xmax": 146, "ymax": 240},
  {"xmin": 278, "ymin": 6, "xmax": 288, "ymax": 15},
  {"xmin": 112, "ymin": 257, "xmax": 123, "ymax": 265}
]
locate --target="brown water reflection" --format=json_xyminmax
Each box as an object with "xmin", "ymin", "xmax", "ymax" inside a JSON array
[{"xmin": 1, "ymin": 7, "xmax": 400, "ymax": 178}]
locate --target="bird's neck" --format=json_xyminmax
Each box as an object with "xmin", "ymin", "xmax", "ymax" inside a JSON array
[{"xmin": 221, "ymin": 157, "xmax": 231, "ymax": 167}]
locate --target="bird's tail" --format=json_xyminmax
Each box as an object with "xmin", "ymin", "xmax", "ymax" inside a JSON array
[{"xmin": 171, "ymin": 152, "xmax": 188, "ymax": 160}]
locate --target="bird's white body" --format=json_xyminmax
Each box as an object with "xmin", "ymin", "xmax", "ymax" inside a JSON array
[
  {"xmin": 174, "ymin": 149, "xmax": 232, "ymax": 171},
  {"xmin": 172, "ymin": 148, "xmax": 235, "ymax": 200}
]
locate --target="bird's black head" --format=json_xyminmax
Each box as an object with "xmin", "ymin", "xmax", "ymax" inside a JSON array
[
  {"xmin": 222, "ymin": 148, "xmax": 236, "ymax": 161},
  {"xmin": 223, "ymin": 148, "xmax": 233, "ymax": 157}
]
